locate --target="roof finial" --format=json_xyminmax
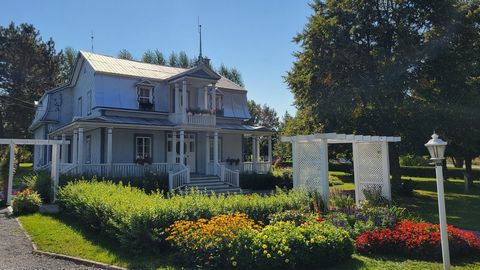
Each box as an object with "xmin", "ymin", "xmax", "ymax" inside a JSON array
[
  {"xmin": 90, "ymin": 31, "xmax": 94, "ymax": 52},
  {"xmin": 198, "ymin": 17, "xmax": 203, "ymax": 60}
]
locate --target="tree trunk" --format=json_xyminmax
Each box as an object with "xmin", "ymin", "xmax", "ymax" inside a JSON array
[
  {"xmin": 452, "ymin": 156, "xmax": 464, "ymax": 168},
  {"xmin": 442, "ymin": 159, "xmax": 448, "ymax": 182},
  {"xmin": 389, "ymin": 143, "xmax": 401, "ymax": 184},
  {"xmin": 465, "ymin": 155, "xmax": 473, "ymax": 190}
]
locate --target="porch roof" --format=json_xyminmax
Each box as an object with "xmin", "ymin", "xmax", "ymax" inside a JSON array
[{"xmin": 79, "ymin": 115, "xmax": 175, "ymax": 127}]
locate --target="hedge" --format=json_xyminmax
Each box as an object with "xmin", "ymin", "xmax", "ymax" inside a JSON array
[
  {"xmin": 240, "ymin": 173, "xmax": 292, "ymax": 190},
  {"xmin": 58, "ymin": 180, "xmax": 311, "ymax": 252}
]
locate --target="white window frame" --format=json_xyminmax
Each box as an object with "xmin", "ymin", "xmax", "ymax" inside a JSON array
[
  {"xmin": 86, "ymin": 90, "xmax": 92, "ymax": 115},
  {"xmin": 135, "ymin": 136, "xmax": 152, "ymax": 160},
  {"xmin": 138, "ymin": 86, "xmax": 153, "ymax": 104}
]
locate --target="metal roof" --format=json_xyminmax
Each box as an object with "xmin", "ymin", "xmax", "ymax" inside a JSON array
[
  {"xmin": 77, "ymin": 115, "xmax": 175, "ymax": 127},
  {"xmin": 81, "ymin": 51, "xmax": 246, "ymax": 91}
]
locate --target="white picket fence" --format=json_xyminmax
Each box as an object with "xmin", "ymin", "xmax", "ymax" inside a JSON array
[{"xmin": 168, "ymin": 165, "xmax": 190, "ymax": 191}]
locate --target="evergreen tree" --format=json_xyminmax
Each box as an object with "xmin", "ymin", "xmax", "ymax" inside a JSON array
[
  {"xmin": 178, "ymin": 51, "xmax": 190, "ymax": 68},
  {"xmin": 0, "ymin": 22, "xmax": 63, "ymax": 138},
  {"xmin": 168, "ymin": 52, "xmax": 178, "ymax": 67},
  {"xmin": 60, "ymin": 47, "xmax": 77, "ymax": 82},
  {"xmin": 118, "ymin": 49, "xmax": 134, "ymax": 60}
]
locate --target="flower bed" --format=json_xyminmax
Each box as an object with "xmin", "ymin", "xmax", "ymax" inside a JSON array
[
  {"xmin": 356, "ymin": 220, "xmax": 480, "ymax": 260},
  {"xmin": 58, "ymin": 180, "xmax": 310, "ymax": 251},
  {"xmin": 167, "ymin": 213, "xmax": 353, "ymax": 269}
]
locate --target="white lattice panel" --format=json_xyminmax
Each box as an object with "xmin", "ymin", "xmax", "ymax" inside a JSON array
[{"xmin": 353, "ymin": 142, "xmax": 391, "ymax": 203}]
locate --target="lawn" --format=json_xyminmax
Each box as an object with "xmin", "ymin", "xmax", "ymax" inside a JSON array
[
  {"xmin": 19, "ymin": 213, "xmax": 180, "ymax": 270},
  {"xmin": 329, "ymin": 172, "xmax": 480, "ymax": 230},
  {"xmin": 19, "ymin": 213, "xmax": 480, "ymax": 270}
]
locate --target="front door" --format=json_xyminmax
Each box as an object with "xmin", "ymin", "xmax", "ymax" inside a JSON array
[{"xmin": 167, "ymin": 133, "xmax": 196, "ymax": 173}]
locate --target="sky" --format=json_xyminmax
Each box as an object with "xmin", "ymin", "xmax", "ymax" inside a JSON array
[{"xmin": 1, "ymin": 0, "xmax": 313, "ymax": 116}]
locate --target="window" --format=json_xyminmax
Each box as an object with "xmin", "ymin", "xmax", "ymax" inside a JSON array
[
  {"xmin": 86, "ymin": 91, "xmax": 92, "ymax": 115},
  {"xmin": 135, "ymin": 136, "xmax": 152, "ymax": 160},
  {"xmin": 137, "ymin": 86, "xmax": 154, "ymax": 111},
  {"xmin": 209, "ymin": 137, "xmax": 222, "ymax": 161},
  {"xmin": 77, "ymin": 97, "xmax": 82, "ymax": 116},
  {"xmin": 85, "ymin": 135, "xmax": 91, "ymax": 164}
]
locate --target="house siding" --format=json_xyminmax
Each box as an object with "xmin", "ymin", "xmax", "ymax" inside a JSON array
[
  {"xmin": 73, "ymin": 61, "xmax": 96, "ymax": 118},
  {"xmin": 111, "ymin": 129, "xmax": 166, "ymax": 163}
]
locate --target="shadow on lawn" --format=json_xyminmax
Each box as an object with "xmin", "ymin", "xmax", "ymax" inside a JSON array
[{"xmin": 47, "ymin": 213, "xmax": 186, "ymax": 270}]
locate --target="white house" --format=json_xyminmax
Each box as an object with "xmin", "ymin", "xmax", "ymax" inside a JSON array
[{"xmin": 30, "ymin": 51, "xmax": 274, "ymax": 192}]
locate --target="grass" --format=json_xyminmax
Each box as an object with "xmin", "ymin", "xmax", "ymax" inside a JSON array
[
  {"xmin": 329, "ymin": 172, "xmax": 480, "ymax": 230},
  {"xmin": 18, "ymin": 212, "xmax": 480, "ymax": 270},
  {"xmin": 18, "ymin": 213, "xmax": 181, "ymax": 270}
]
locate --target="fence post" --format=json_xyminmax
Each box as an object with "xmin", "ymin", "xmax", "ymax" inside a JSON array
[
  {"xmin": 235, "ymin": 170, "xmax": 240, "ymax": 187},
  {"xmin": 186, "ymin": 167, "xmax": 190, "ymax": 183},
  {"xmin": 168, "ymin": 171, "xmax": 173, "ymax": 191}
]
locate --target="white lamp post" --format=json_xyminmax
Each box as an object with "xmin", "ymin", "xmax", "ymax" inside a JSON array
[{"xmin": 425, "ymin": 133, "xmax": 450, "ymax": 270}]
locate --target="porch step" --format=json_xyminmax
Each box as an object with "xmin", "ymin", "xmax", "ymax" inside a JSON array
[{"xmin": 179, "ymin": 175, "xmax": 241, "ymax": 194}]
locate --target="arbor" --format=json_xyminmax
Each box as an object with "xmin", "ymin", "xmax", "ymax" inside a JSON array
[
  {"xmin": 0, "ymin": 22, "xmax": 63, "ymax": 139},
  {"xmin": 118, "ymin": 49, "xmax": 134, "ymax": 60}
]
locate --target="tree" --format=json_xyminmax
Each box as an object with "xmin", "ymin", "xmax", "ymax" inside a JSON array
[
  {"xmin": 218, "ymin": 64, "xmax": 244, "ymax": 87},
  {"xmin": 286, "ymin": 0, "xmax": 454, "ymax": 183},
  {"xmin": 245, "ymin": 100, "xmax": 279, "ymax": 161},
  {"xmin": 60, "ymin": 47, "xmax": 77, "ymax": 82},
  {"xmin": 168, "ymin": 52, "xmax": 178, "ymax": 67},
  {"xmin": 0, "ymin": 22, "xmax": 63, "ymax": 139},
  {"xmin": 118, "ymin": 49, "xmax": 134, "ymax": 60},
  {"xmin": 141, "ymin": 49, "xmax": 156, "ymax": 64},
  {"xmin": 178, "ymin": 51, "xmax": 191, "ymax": 68}
]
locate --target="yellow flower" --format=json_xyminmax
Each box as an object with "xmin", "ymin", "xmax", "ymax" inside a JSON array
[
  {"xmin": 262, "ymin": 244, "xmax": 267, "ymax": 249},
  {"xmin": 232, "ymin": 261, "xmax": 237, "ymax": 267},
  {"xmin": 267, "ymin": 253, "xmax": 271, "ymax": 258}
]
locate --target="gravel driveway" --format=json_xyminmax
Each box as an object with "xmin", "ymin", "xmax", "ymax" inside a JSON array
[{"xmin": 0, "ymin": 207, "xmax": 98, "ymax": 270}]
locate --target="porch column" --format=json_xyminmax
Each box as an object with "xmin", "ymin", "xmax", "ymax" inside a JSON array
[
  {"xmin": 182, "ymin": 80, "xmax": 187, "ymax": 123},
  {"xmin": 72, "ymin": 129, "xmax": 78, "ymax": 164},
  {"xmin": 205, "ymin": 133, "xmax": 210, "ymax": 174},
  {"xmin": 213, "ymin": 131, "xmax": 219, "ymax": 166},
  {"xmin": 78, "ymin": 128, "xmax": 84, "ymax": 171},
  {"xmin": 252, "ymin": 136, "xmax": 258, "ymax": 172},
  {"xmin": 61, "ymin": 134, "xmax": 68, "ymax": 164},
  {"xmin": 51, "ymin": 143, "xmax": 60, "ymax": 203},
  {"xmin": 268, "ymin": 136, "xmax": 272, "ymax": 164},
  {"xmin": 204, "ymin": 86, "xmax": 208, "ymax": 110},
  {"xmin": 107, "ymin": 128, "xmax": 113, "ymax": 164},
  {"xmin": 212, "ymin": 87, "xmax": 217, "ymax": 112},
  {"xmin": 172, "ymin": 131, "xmax": 177, "ymax": 163},
  {"xmin": 179, "ymin": 130, "xmax": 185, "ymax": 165},
  {"xmin": 174, "ymin": 83, "xmax": 180, "ymax": 114},
  {"xmin": 6, "ymin": 144, "xmax": 15, "ymax": 205}
]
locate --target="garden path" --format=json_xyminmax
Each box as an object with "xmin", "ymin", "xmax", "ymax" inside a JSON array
[{"xmin": 0, "ymin": 207, "xmax": 98, "ymax": 269}]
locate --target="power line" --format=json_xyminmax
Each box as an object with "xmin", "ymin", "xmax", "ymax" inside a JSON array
[
  {"xmin": 0, "ymin": 95, "xmax": 35, "ymax": 107},
  {"xmin": 0, "ymin": 96, "xmax": 36, "ymax": 110}
]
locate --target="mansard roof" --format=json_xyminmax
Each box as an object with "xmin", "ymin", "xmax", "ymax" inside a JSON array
[{"xmin": 80, "ymin": 51, "xmax": 245, "ymax": 91}]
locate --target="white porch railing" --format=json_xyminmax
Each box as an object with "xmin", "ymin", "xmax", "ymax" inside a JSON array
[
  {"xmin": 62, "ymin": 163, "xmax": 184, "ymax": 178},
  {"xmin": 238, "ymin": 162, "xmax": 272, "ymax": 174},
  {"xmin": 168, "ymin": 164, "xmax": 190, "ymax": 191},
  {"xmin": 168, "ymin": 112, "xmax": 216, "ymax": 126},
  {"xmin": 215, "ymin": 163, "xmax": 240, "ymax": 187}
]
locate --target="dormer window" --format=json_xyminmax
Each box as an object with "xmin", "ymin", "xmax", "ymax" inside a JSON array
[{"xmin": 136, "ymin": 80, "xmax": 155, "ymax": 111}]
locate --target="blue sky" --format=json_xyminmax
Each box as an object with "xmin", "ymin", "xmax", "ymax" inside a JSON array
[{"xmin": 1, "ymin": 0, "xmax": 313, "ymax": 116}]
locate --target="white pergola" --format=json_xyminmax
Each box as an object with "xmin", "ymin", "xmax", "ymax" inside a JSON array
[
  {"xmin": 0, "ymin": 139, "xmax": 69, "ymax": 205},
  {"xmin": 281, "ymin": 133, "xmax": 401, "ymax": 206}
]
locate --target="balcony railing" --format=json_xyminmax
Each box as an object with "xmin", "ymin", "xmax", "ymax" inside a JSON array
[{"xmin": 169, "ymin": 112, "xmax": 216, "ymax": 126}]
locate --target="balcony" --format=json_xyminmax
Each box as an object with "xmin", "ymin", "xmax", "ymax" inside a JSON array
[{"xmin": 169, "ymin": 111, "xmax": 216, "ymax": 126}]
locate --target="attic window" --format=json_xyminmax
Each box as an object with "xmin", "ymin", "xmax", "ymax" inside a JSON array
[{"xmin": 137, "ymin": 83, "xmax": 154, "ymax": 111}]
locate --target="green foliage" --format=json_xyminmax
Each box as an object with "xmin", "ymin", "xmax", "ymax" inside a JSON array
[
  {"xmin": 329, "ymin": 189, "xmax": 355, "ymax": 209},
  {"xmin": 0, "ymin": 22, "xmax": 64, "ymax": 138},
  {"xmin": 217, "ymin": 63, "xmax": 244, "ymax": 87},
  {"xmin": 22, "ymin": 170, "xmax": 51, "ymax": 202},
  {"xmin": 60, "ymin": 47, "xmax": 77, "ymax": 82},
  {"xmin": 58, "ymin": 181, "xmax": 310, "ymax": 251},
  {"xmin": 399, "ymin": 154, "xmax": 430, "ymax": 167},
  {"xmin": 268, "ymin": 209, "xmax": 313, "ymax": 226},
  {"xmin": 239, "ymin": 172, "xmax": 291, "ymax": 190},
  {"xmin": 117, "ymin": 49, "xmax": 134, "ymax": 60},
  {"xmin": 362, "ymin": 185, "xmax": 389, "ymax": 207},
  {"xmin": 12, "ymin": 188, "xmax": 42, "ymax": 215},
  {"xmin": 329, "ymin": 175, "xmax": 344, "ymax": 186},
  {"xmin": 247, "ymin": 221, "xmax": 353, "ymax": 269}
]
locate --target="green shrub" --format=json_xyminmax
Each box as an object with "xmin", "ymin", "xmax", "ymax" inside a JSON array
[
  {"xmin": 22, "ymin": 171, "xmax": 52, "ymax": 202},
  {"xmin": 12, "ymin": 189, "xmax": 42, "ymax": 215},
  {"xmin": 328, "ymin": 175, "xmax": 344, "ymax": 186},
  {"xmin": 58, "ymin": 181, "xmax": 310, "ymax": 252},
  {"xmin": 268, "ymin": 209, "xmax": 314, "ymax": 226},
  {"xmin": 399, "ymin": 154, "xmax": 430, "ymax": 166},
  {"xmin": 239, "ymin": 172, "xmax": 291, "ymax": 190},
  {"xmin": 362, "ymin": 185, "xmax": 389, "ymax": 207},
  {"xmin": 247, "ymin": 221, "xmax": 353, "ymax": 269},
  {"xmin": 400, "ymin": 166, "xmax": 480, "ymax": 180},
  {"xmin": 329, "ymin": 189, "xmax": 355, "ymax": 209},
  {"xmin": 60, "ymin": 171, "xmax": 168, "ymax": 193}
]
